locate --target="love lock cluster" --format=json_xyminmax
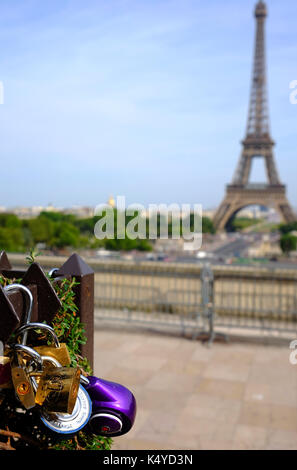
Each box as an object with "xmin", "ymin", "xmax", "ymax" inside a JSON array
[{"xmin": 0, "ymin": 284, "xmax": 136, "ymax": 439}]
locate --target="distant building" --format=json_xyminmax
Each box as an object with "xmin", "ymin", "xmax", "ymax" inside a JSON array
[
  {"xmin": 247, "ymin": 234, "xmax": 282, "ymax": 257},
  {"xmin": 63, "ymin": 206, "xmax": 94, "ymax": 218}
]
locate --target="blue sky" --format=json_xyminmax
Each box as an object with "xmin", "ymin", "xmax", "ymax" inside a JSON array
[{"xmin": 0, "ymin": 0, "xmax": 296, "ymax": 211}]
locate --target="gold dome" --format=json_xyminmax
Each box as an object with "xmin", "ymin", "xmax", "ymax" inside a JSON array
[{"xmin": 108, "ymin": 195, "xmax": 116, "ymax": 208}]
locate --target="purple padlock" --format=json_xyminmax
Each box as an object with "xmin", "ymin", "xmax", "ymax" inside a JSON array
[{"xmin": 81, "ymin": 376, "xmax": 136, "ymax": 437}]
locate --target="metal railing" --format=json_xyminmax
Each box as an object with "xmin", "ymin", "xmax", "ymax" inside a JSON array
[
  {"xmin": 213, "ymin": 269, "xmax": 297, "ymax": 334},
  {"xmin": 93, "ymin": 261, "xmax": 205, "ymax": 336},
  {"xmin": 92, "ymin": 260, "xmax": 297, "ymax": 340},
  {"xmin": 5, "ymin": 253, "xmax": 297, "ymax": 341}
]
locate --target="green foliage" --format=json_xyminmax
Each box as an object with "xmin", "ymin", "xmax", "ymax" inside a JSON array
[
  {"xmin": 0, "ymin": 210, "xmax": 217, "ymax": 253},
  {"xmin": 278, "ymin": 222, "xmax": 297, "ymax": 254},
  {"xmin": 278, "ymin": 221, "xmax": 297, "ymax": 235},
  {"xmin": 171, "ymin": 214, "xmax": 215, "ymax": 235},
  {"xmin": 52, "ymin": 222, "xmax": 81, "ymax": 248},
  {"xmin": 25, "ymin": 247, "xmax": 41, "ymax": 265},
  {"xmin": 52, "ymin": 431, "xmax": 113, "ymax": 451},
  {"xmin": 0, "ymin": 213, "xmax": 22, "ymax": 229},
  {"xmin": 74, "ymin": 217, "xmax": 96, "ymax": 234},
  {"xmin": 105, "ymin": 236, "xmax": 152, "ymax": 252},
  {"xmin": 280, "ymin": 233, "xmax": 297, "ymax": 254},
  {"xmin": 0, "ymin": 226, "xmax": 25, "ymax": 252},
  {"xmin": 49, "ymin": 276, "xmax": 113, "ymax": 450},
  {"xmin": 0, "ymin": 213, "xmax": 25, "ymax": 251},
  {"xmin": 202, "ymin": 216, "xmax": 216, "ymax": 234},
  {"xmin": 229, "ymin": 217, "xmax": 262, "ymax": 232},
  {"xmin": 39, "ymin": 211, "xmax": 77, "ymax": 224},
  {"xmin": 25, "ymin": 216, "xmax": 55, "ymax": 244},
  {"xmin": 50, "ymin": 277, "xmax": 91, "ymax": 372}
]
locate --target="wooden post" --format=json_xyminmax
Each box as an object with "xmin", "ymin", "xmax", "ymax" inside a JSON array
[
  {"xmin": 0, "ymin": 251, "xmax": 12, "ymax": 271},
  {"xmin": 0, "ymin": 252, "xmax": 62, "ymax": 342},
  {"xmin": 55, "ymin": 254, "xmax": 94, "ymax": 370}
]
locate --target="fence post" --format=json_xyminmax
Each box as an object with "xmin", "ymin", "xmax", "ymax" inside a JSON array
[
  {"xmin": 0, "ymin": 251, "xmax": 12, "ymax": 271},
  {"xmin": 202, "ymin": 264, "xmax": 215, "ymax": 344},
  {"xmin": 194, "ymin": 263, "xmax": 228, "ymax": 346},
  {"xmin": 55, "ymin": 254, "xmax": 95, "ymax": 370},
  {"xmin": 0, "ymin": 253, "xmax": 62, "ymax": 341}
]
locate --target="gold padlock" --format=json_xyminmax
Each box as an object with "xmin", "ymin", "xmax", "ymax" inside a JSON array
[
  {"xmin": 10, "ymin": 344, "xmax": 43, "ymax": 410},
  {"xmin": 35, "ymin": 365, "xmax": 81, "ymax": 414},
  {"xmin": 15, "ymin": 322, "xmax": 71, "ymax": 367},
  {"xmin": 34, "ymin": 343, "xmax": 71, "ymax": 367}
]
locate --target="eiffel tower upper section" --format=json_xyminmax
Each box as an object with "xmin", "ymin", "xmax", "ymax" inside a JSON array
[
  {"xmin": 244, "ymin": 1, "xmax": 271, "ymax": 144},
  {"xmin": 232, "ymin": 1, "xmax": 281, "ymax": 186}
]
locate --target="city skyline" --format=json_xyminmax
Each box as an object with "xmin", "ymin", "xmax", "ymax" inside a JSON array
[{"xmin": 0, "ymin": 0, "xmax": 296, "ymax": 210}]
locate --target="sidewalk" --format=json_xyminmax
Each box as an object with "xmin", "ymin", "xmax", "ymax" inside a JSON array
[{"xmin": 93, "ymin": 323, "xmax": 297, "ymax": 450}]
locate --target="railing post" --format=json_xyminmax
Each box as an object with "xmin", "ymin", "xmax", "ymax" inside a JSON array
[
  {"xmin": 201, "ymin": 264, "xmax": 214, "ymax": 344},
  {"xmin": 196, "ymin": 263, "xmax": 228, "ymax": 346},
  {"xmin": 0, "ymin": 252, "xmax": 62, "ymax": 342},
  {"xmin": 55, "ymin": 254, "xmax": 95, "ymax": 370},
  {"xmin": 0, "ymin": 251, "xmax": 12, "ymax": 271}
]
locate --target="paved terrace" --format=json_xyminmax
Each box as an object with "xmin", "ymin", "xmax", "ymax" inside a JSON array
[{"xmin": 93, "ymin": 320, "xmax": 297, "ymax": 450}]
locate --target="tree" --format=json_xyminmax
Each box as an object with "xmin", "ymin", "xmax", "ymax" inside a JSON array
[
  {"xmin": 0, "ymin": 214, "xmax": 22, "ymax": 229},
  {"xmin": 202, "ymin": 216, "xmax": 216, "ymax": 234},
  {"xmin": 26, "ymin": 216, "xmax": 55, "ymax": 244},
  {"xmin": 0, "ymin": 227, "xmax": 25, "ymax": 252},
  {"xmin": 279, "ymin": 221, "xmax": 297, "ymax": 235},
  {"xmin": 39, "ymin": 211, "xmax": 76, "ymax": 225},
  {"xmin": 280, "ymin": 234, "xmax": 297, "ymax": 255},
  {"xmin": 51, "ymin": 222, "xmax": 81, "ymax": 248}
]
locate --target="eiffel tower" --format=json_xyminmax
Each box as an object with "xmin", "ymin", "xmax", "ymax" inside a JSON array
[{"xmin": 213, "ymin": 1, "xmax": 295, "ymax": 231}]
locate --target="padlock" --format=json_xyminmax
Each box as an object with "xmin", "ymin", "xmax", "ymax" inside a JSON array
[
  {"xmin": 30, "ymin": 354, "xmax": 61, "ymax": 389},
  {"xmin": 48, "ymin": 268, "xmax": 59, "ymax": 278},
  {"xmin": 1, "ymin": 284, "xmax": 35, "ymax": 390},
  {"xmin": 81, "ymin": 376, "xmax": 136, "ymax": 437},
  {"xmin": 32, "ymin": 356, "xmax": 92, "ymax": 435},
  {"xmin": 27, "ymin": 349, "xmax": 80, "ymax": 414},
  {"xmin": 14, "ymin": 322, "xmax": 71, "ymax": 366},
  {"xmin": 34, "ymin": 365, "xmax": 81, "ymax": 414},
  {"xmin": 14, "ymin": 322, "xmax": 79, "ymax": 414},
  {"xmin": 34, "ymin": 343, "xmax": 71, "ymax": 367},
  {"xmin": 10, "ymin": 344, "xmax": 43, "ymax": 410},
  {"xmin": 2, "ymin": 284, "xmax": 40, "ymax": 408},
  {"xmin": 39, "ymin": 384, "xmax": 92, "ymax": 435}
]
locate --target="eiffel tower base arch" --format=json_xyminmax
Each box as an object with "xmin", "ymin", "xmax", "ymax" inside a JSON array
[{"xmin": 213, "ymin": 184, "xmax": 296, "ymax": 232}]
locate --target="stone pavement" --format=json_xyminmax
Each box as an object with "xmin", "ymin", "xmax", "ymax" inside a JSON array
[{"xmin": 93, "ymin": 323, "xmax": 297, "ymax": 450}]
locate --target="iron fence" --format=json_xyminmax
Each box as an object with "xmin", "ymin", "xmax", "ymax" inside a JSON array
[
  {"xmin": 5, "ymin": 253, "xmax": 297, "ymax": 341},
  {"xmin": 92, "ymin": 261, "xmax": 297, "ymax": 340}
]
